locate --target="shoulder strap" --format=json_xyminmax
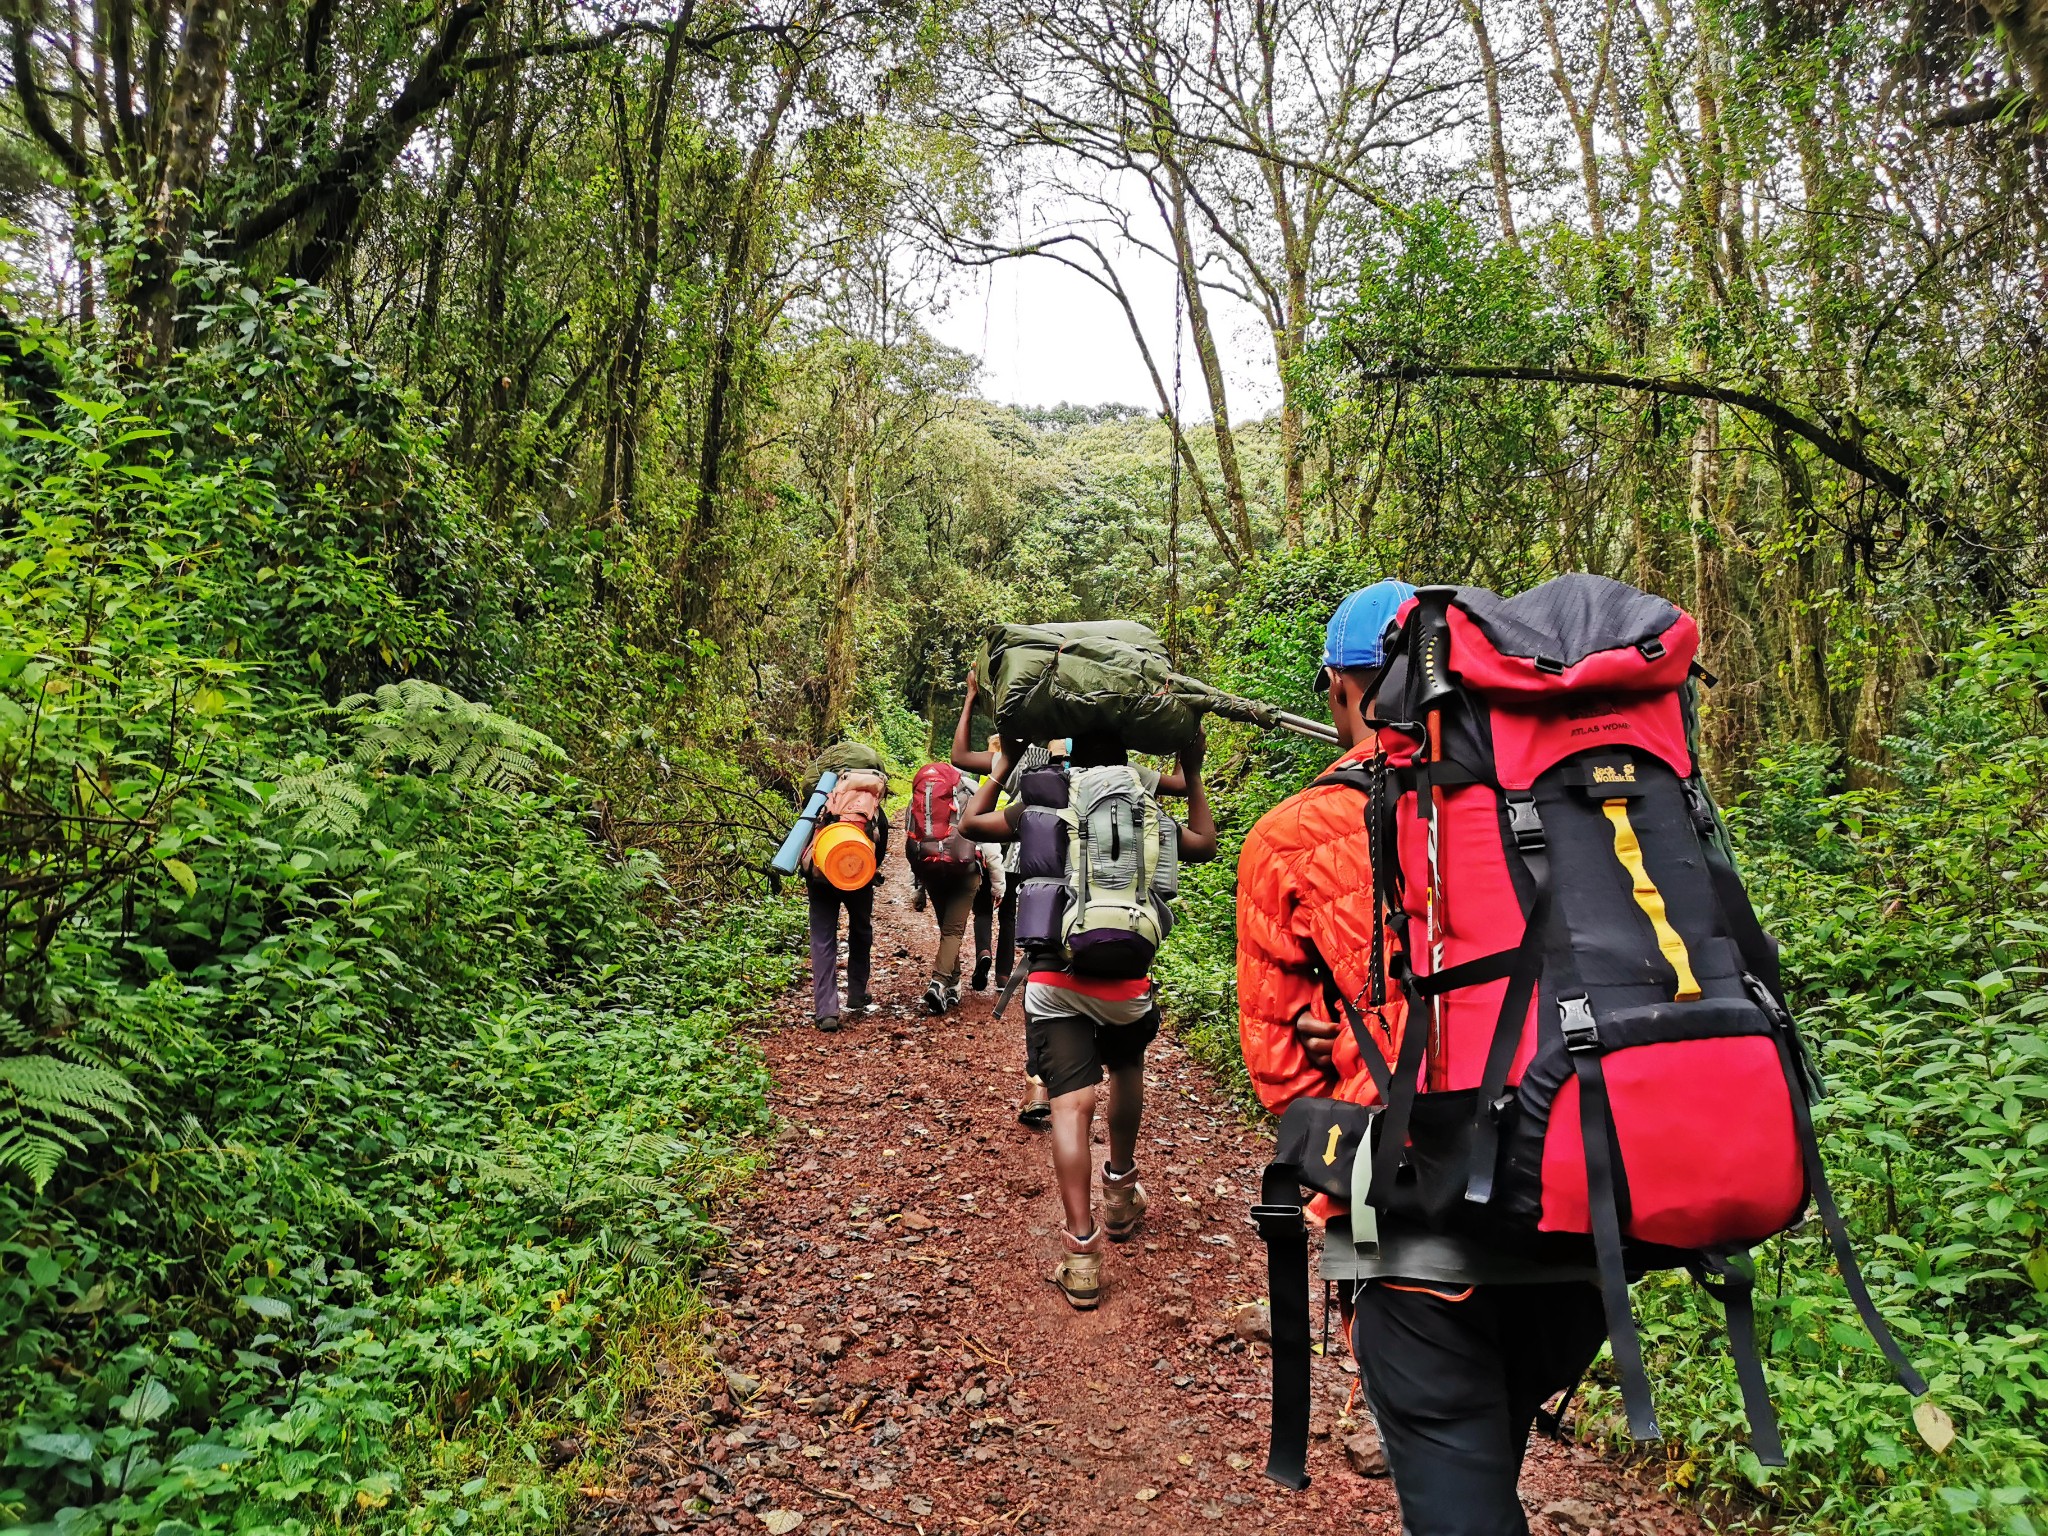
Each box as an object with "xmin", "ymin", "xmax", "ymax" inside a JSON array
[
  {"xmin": 1135, "ymin": 782, "xmax": 1162, "ymax": 890},
  {"xmin": 1302, "ymin": 941, "xmax": 1392, "ymax": 1101}
]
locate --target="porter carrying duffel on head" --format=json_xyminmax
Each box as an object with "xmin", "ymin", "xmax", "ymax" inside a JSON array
[{"xmin": 1253, "ymin": 573, "xmax": 1927, "ymax": 1488}]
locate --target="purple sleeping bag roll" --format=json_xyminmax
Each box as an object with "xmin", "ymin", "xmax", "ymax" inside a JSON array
[{"xmin": 1015, "ymin": 879, "xmax": 1069, "ymax": 949}]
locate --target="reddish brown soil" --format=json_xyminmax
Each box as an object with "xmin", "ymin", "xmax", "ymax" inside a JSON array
[{"xmin": 577, "ymin": 863, "xmax": 1712, "ymax": 1536}]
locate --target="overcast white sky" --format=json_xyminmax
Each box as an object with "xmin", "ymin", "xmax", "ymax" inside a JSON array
[{"xmin": 921, "ymin": 238, "xmax": 1282, "ymax": 419}]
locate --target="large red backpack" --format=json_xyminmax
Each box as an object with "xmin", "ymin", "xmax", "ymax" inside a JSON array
[
  {"xmin": 1253, "ymin": 574, "xmax": 1924, "ymax": 1488},
  {"xmin": 906, "ymin": 763, "xmax": 976, "ymax": 871}
]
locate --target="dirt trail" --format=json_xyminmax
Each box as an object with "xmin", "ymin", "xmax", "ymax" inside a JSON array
[{"xmin": 579, "ymin": 862, "xmax": 1709, "ymax": 1536}]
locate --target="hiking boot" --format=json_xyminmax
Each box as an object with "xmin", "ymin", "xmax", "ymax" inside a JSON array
[
  {"xmin": 971, "ymin": 953, "xmax": 993, "ymax": 991},
  {"xmin": 920, "ymin": 979, "xmax": 948, "ymax": 1016},
  {"xmin": 945, "ymin": 980, "xmax": 961, "ymax": 1012},
  {"xmin": 1051, "ymin": 1226, "xmax": 1105, "ymax": 1310},
  {"xmin": 847, "ymin": 990, "xmax": 876, "ymax": 1015},
  {"xmin": 1016, "ymin": 1075, "xmax": 1052, "ymax": 1128},
  {"xmin": 815, "ymin": 1013, "xmax": 842, "ymax": 1033},
  {"xmin": 1102, "ymin": 1162, "xmax": 1147, "ymax": 1242}
]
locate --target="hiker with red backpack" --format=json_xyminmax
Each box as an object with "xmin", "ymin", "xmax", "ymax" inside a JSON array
[
  {"xmin": 795, "ymin": 747, "xmax": 890, "ymax": 1034},
  {"xmin": 905, "ymin": 760, "xmax": 995, "ymax": 1016},
  {"xmin": 1239, "ymin": 581, "xmax": 1415, "ymax": 1116},
  {"xmin": 960, "ymin": 728, "xmax": 1216, "ymax": 1308},
  {"xmin": 1244, "ymin": 576, "xmax": 1925, "ymax": 1531}
]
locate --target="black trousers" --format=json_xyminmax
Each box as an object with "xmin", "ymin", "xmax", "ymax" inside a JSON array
[{"xmin": 1351, "ymin": 1279, "xmax": 1608, "ymax": 1536}]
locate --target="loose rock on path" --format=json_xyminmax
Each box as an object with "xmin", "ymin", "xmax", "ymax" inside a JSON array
[{"xmin": 578, "ymin": 862, "xmax": 1711, "ymax": 1536}]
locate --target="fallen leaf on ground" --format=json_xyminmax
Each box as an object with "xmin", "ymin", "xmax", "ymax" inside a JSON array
[{"xmin": 1914, "ymin": 1400, "xmax": 1956, "ymax": 1453}]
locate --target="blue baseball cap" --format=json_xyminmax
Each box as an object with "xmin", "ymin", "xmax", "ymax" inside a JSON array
[{"xmin": 1321, "ymin": 580, "xmax": 1417, "ymax": 675}]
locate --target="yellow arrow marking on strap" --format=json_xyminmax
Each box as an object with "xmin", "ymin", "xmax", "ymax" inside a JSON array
[
  {"xmin": 1323, "ymin": 1125, "xmax": 1343, "ymax": 1167},
  {"xmin": 1603, "ymin": 798, "xmax": 1703, "ymax": 1000}
]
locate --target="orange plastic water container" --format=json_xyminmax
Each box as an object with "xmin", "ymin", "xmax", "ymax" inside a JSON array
[{"xmin": 812, "ymin": 822, "xmax": 876, "ymax": 891}]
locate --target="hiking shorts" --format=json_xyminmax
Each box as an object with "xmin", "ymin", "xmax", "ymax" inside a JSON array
[{"xmin": 1026, "ymin": 1010, "xmax": 1160, "ymax": 1099}]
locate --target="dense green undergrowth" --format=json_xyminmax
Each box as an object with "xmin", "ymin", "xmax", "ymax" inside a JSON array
[
  {"xmin": 0, "ymin": 309, "xmax": 802, "ymax": 1534},
  {"xmin": 1159, "ymin": 555, "xmax": 2048, "ymax": 1536}
]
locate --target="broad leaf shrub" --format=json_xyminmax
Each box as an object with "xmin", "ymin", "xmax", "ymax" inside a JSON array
[
  {"xmin": 0, "ymin": 320, "xmax": 800, "ymax": 1532},
  {"xmin": 1605, "ymin": 600, "xmax": 2048, "ymax": 1534},
  {"xmin": 1164, "ymin": 561, "xmax": 2048, "ymax": 1533}
]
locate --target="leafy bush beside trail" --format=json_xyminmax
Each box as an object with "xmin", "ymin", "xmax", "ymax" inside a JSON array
[
  {"xmin": 1160, "ymin": 566, "xmax": 2048, "ymax": 1535},
  {"xmin": 0, "ymin": 323, "xmax": 801, "ymax": 1534}
]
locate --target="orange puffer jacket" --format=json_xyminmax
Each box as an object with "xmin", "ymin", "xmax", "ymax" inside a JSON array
[{"xmin": 1236, "ymin": 738, "xmax": 1405, "ymax": 1115}]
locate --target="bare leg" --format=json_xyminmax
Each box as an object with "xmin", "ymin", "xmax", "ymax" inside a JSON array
[
  {"xmin": 1049, "ymin": 1084, "xmax": 1098, "ymax": 1237},
  {"xmin": 1103, "ymin": 1062, "xmax": 1144, "ymax": 1173}
]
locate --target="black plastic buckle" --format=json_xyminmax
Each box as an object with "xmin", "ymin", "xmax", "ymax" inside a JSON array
[
  {"xmin": 1681, "ymin": 780, "xmax": 1718, "ymax": 836},
  {"xmin": 1637, "ymin": 637, "xmax": 1667, "ymax": 661},
  {"xmin": 1535, "ymin": 655, "xmax": 1565, "ymax": 675},
  {"xmin": 1488, "ymin": 1092, "xmax": 1517, "ymax": 1124},
  {"xmin": 1506, "ymin": 795, "xmax": 1545, "ymax": 853},
  {"xmin": 1250, "ymin": 1203, "xmax": 1305, "ymax": 1239},
  {"xmin": 1560, "ymin": 995, "xmax": 1600, "ymax": 1053},
  {"xmin": 1742, "ymin": 973, "xmax": 1790, "ymax": 1030}
]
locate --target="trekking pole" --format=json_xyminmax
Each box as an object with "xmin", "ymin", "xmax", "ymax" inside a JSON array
[
  {"xmin": 1270, "ymin": 711, "xmax": 1341, "ymax": 745},
  {"xmin": 1166, "ymin": 673, "xmax": 1341, "ymax": 746}
]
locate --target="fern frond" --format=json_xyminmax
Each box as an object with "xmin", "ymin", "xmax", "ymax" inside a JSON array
[
  {"xmin": 269, "ymin": 757, "xmax": 373, "ymax": 837},
  {"xmin": 0, "ymin": 1053, "xmax": 141, "ymax": 1116},
  {"xmin": 0, "ymin": 1127, "xmax": 66, "ymax": 1193},
  {"xmin": 0, "ymin": 1053, "xmax": 140, "ymax": 1192},
  {"xmin": 336, "ymin": 680, "xmax": 564, "ymax": 794}
]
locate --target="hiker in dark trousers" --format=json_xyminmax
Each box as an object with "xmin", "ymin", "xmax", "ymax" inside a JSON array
[
  {"xmin": 951, "ymin": 672, "xmax": 1043, "ymax": 989},
  {"xmin": 952, "ymin": 674, "xmax": 1063, "ymax": 1122},
  {"xmin": 797, "ymin": 753, "xmax": 889, "ymax": 1033},
  {"xmin": 1236, "ymin": 583, "xmax": 1606, "ymax": 1535},
  {"xmin": 808, "ymin": 880, "xmax": 877, "ymax": 1029}
]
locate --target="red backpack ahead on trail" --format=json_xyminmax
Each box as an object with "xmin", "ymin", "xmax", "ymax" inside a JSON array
[
  {"xmin": 1253, "ymin": 574, "xmax": 1925, "ymax": 1489},
  {"xmin": 906, "ymin": 763, "xmax": 976, "ymax": 871}
]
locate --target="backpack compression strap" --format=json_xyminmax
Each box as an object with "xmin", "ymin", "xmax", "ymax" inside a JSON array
[
  {"xmin": 1252, "ymin": 1161, "xmax": 1313, "ymax": 1490},
  {"xmin": 1505, "ymin": 795, "xmax": 1660, "ymax": 1446},
  {"xmin": 1758, "ymin": 986, "xmax": 1929, "ymax": 1401},
  {"xmin": 1691, "ymin": 1252, "xmax": 1786, "ymax": 1467}
]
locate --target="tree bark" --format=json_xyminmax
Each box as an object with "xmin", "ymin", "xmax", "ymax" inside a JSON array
[
  {"xmin": 1460, "ymin": 0, "xmax": 1518, "ymax": 251},
  {"xmin": 130, "ymin": 0, "xmax": 239, "ymax": 354},
  {"xmin": 1162, "ymin": 161, "xmax": 1255, "ymax": 559},
  {"xmin": 687, "ymin": 49, "xmax": 801, "ymax": 628}
]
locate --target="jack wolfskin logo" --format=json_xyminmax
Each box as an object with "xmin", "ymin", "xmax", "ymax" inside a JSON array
[{"xmin": 1592, "ymin": 763, "xmax": 1637, "ymax": 785}]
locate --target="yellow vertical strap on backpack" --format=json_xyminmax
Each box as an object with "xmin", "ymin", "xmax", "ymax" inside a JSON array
[{"xmin": 1602, "ymin": 798, "xmax": 1702, "ymax": 1000}]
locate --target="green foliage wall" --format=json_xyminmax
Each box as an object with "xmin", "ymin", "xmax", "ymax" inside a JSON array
[{"xmin": 0, "ymin": 312, "xmax": 800, "ymax": 1534}]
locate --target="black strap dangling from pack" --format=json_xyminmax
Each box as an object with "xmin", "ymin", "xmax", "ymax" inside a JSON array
[
  {"xmin": 1465, "ymin": 794, "xmax": 1552, "ymax": 1204},
  {"xmin": 1692, "ymin": 1251, "xmax": 1786, "ymax": 1467},
  {"xmin": 1569, "ymin": 1029, "xmax": 1661, "ymax": 1444},
  {"xmin": 1252, "ymin": 1162, "xmax": 1313, "ymax": 1489},
  {"xmin": 1771, "ymin": 1031, "xmax": 1928, "ymax": 1397}
]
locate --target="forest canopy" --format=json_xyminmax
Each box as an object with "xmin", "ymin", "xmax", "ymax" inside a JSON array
[{"xmin": 2, "ymin": 0, "xmax": 2046, "ymax": 1531}]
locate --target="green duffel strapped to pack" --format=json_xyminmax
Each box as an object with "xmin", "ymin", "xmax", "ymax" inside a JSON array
[
  {"xmin": 982, "ymin": 621, "xmax": 1334, "ymax": 754},
  {"xmin": 800, "ymin": 741, "xmax": 885, "ymax": 802}
]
